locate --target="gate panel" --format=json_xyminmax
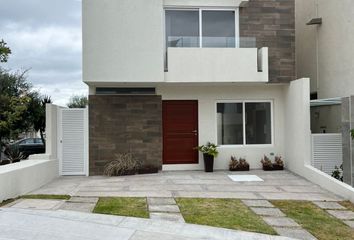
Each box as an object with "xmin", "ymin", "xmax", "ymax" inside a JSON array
[{"xmin": 59, "ymin": 108, "xmax": 88, "ymax": 176}]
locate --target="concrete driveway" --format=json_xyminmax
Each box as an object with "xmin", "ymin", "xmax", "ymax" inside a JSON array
[
  {"xmin": 30, "ymin": 170, "xmax": 342, "ymax": 201},
  {"xmin": 0, "ymin": 208, "xmax": 296, "ymax": 240}
]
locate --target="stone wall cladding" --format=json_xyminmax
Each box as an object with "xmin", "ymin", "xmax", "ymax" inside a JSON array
[
  {"xmin": 240, "ymin": 0, "xmax": 295, "ymax": 83},
  {"xmin": 89, "ymin": 95, "xmax": 162, "ymax": 175}
]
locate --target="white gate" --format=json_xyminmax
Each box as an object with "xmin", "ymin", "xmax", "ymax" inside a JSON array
[
  {"xmin": 59, "ymin": 108, "xmax": 88, "ymax": 176},
  {"xmin": 311, "ymin": 133, "xmax": 342, "ymax": 175}
]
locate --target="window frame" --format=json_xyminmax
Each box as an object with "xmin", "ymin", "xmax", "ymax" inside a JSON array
[
  {"xmin": 215, "ymin": 100, "xmax": 274, "ymax": 147},
  {"xmin": 163, "ymin": 7, "xmax": 240, "ymax": 49}
]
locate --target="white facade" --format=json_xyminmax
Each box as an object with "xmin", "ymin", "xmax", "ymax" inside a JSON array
[{"xmin": 296, "ymin": 0, "xmax": 354, "ymax": 99}]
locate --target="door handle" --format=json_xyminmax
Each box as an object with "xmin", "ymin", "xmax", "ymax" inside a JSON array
[{"xmin": 192, "ymin": 130, "xmax": 198, "ymax": 133}]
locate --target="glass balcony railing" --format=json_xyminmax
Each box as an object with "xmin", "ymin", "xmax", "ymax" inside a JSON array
[{"xmin": 166, "ymin": 36, "xmax": 257, "ymax": 48}]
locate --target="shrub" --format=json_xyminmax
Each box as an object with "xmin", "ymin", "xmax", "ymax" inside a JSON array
[
  {"xmin": 103, "ymin": 153, "xmax": 141, "ymax": 176},
  {"xmin": 229, "ymin": 156, "xmax": 249, "ymax": 171},
  {"xmin": 260, "ymin": 155, "xmax": 272, "ymax": 167},
  {"xmin": 274, "ymin": 155, "xmax": 284, "ymax": 167},
  {"xmin": 4, "ymin": 144, "xmax": 26, "ymax": 163},
  {"xmin": 331, "ymin": 164, "xmax": 343, "ymax": 182}
]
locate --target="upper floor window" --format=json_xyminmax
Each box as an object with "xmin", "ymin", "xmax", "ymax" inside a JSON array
[{"xmin": 165, "ymin": 8, "xmax": 238, "ymax": 49}]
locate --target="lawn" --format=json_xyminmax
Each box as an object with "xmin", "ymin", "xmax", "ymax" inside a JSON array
[
  {"xmin": 21, "ymin": 194, "xmax": 71, "ymax": 200},
  {"xmin": 93, "ymin": 197, "xmax": 149, "ymax": 218},
  {"xmin": 273, "ymin": 200, "xmax": 354, "ymax": 240},
  {"xmin": 340, "ymin": 201, "xmax": 354, "ymax": 212},
  {"xmin": 176, "ymin": 198, "xmax": 276, "ymax": 235}
]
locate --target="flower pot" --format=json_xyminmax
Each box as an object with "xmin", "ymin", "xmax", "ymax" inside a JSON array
[
  {"xmin": 229, "ymin": 165, "xmax": 250, "ymax": 171},
  {"xmin": 203, "ymin": 153, "xmax": 214, "ymax": 172},
  {"xmin": 262, "ymin": 164, "xmax": 284, "ymax": 171}
]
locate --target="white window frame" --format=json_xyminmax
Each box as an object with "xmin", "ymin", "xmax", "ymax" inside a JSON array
[
  {"xmin": 163, "ymin": 7, "xmax": 240, "ymax": 49},
  {"xmin": 215, "ymin": 100, "xmax": 274, "ymax": 147}
]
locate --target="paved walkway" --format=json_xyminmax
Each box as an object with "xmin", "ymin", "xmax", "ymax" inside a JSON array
[
  {"xmin": 30, "ymin": 170, "xmax": 342, "ymax": 201},
  {"xmin": 0, "ymin": 208, "xmax": 296, "ymax": 240}
]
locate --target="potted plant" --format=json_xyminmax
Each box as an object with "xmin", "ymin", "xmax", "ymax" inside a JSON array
[
  {"xmin": 261, "ymin": 155, "xmax": 284, "ymax": 171},
  {"xmin": 197, "ymin": 142, "xmax": 218, "ymax": 172},
  {"xmin": 229, "ymin": 156, "xmax": 250, "ymax": 171}
]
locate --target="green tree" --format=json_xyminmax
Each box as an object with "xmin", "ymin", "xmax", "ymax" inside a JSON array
[
  {"xmin": 67, "ymin": 95, "xmax": 88, "ymax": 108},
  {"xmin": 0, "ymin": 39, "xmax": 11, "ymax": 63},
  {"xmin": 0, "ymin": 69, "xmax": 32, "ymax": 145},
  {"xmin": 27, "ymin": 93, "xmax": 52, "ymax": 147}
]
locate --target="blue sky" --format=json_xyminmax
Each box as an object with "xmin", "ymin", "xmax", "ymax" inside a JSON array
[{"xmin": 0, "ymin": 0, "xmax": 86, "ymax": 106}]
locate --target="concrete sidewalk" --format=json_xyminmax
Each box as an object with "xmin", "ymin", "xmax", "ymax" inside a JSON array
[{"xmin": 0, "ymin": 208, "xmax": 296, "ymax": 240}]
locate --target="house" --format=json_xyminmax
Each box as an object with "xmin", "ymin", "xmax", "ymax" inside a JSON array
[
  {"xmin": 83, "ymin": 0, "xmax": 304, "ymax": 175},
  {"xmin": 296, "ymin": 0, "xmax": 354, "ymax": 186}
]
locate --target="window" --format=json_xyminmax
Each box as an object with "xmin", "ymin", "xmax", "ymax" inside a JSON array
[{"xmin": 217, "ymin": 101, "xmax": 272, "ymax": 145}]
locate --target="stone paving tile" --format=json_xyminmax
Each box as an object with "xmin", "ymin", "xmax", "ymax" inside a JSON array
[
  {"xmin": 149, "ymin": 212, "xmax": 185, "ymax": 223},
  {"xmin": 75, "ymin": 190, "xmax": 173, "ymax": 198},
  {"xmin": 242, "ymin": 200, "xmax": 275, "ymax": 208},
  {"xmin": 312, "ymin": 201, "xmax": 346, "ymax": 210},
  {"xmin": 344, "ymin": 220, "xmax": 354, "ymax": 228},
  {"xmin": 259, "ymin": 192, "xmax": 342, "ymax": 201},
  {"xmin": 149, "ymin": 205, "xmax": 180, "ymax": 213},
  {"xmin": 69, "ymin": 196, "xmax": 99, "ymax": 203},
  {"xmin": 206, "ymin": 185, "xmax": 283, "ymax": 193},
  {"xmin": 327, "ymin": 210, "xmax": 354, "ymax": 220},
  {"xmin": 173, "ymin": 191, "xmax": 259, "ymax": 199},
  {"xmin": 9, "ymin": 199, "xmax": 64, "ymax": 210},
  {"xmin": 279, "ymin": 186, "xmax": 327, "ymax": 193},
  {"xmin": 129, "ymin": 231, "xmax": 198, "ymax": 240},
  {"xmin": 130, "ymin": 184, "xmax": 203, "ymax": 191},
  {"xmin": 262, "ymin": 217, "xmax": 300, "ymax": 228},
  {"xmin": 147, "ymin": 197, "xmax": 176, "ymax": 205},
  {"xmin": 250, "ymin": 207, "xmax": 285, "ymax": 217},
  {"xmin": 274, "ymin": 227, "xmax": 317, "ymax": 240},
  {"xmin": 59, "ymin": 202, "xmax": 96, "ymax": 213}
]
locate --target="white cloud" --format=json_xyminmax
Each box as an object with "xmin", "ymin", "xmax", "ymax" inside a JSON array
[{"xmin": 0, "ymin": 0, "xmax": 86, "ymax": 106}]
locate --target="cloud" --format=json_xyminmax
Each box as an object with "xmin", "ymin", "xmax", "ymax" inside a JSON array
[{"xmin": 0, "ymin": 0, "xmax": 85, "ymax": 106}]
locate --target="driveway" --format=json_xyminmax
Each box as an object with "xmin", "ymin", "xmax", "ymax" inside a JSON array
[
  {"xmin": 30, "ymin": 170, "xmax": 342, "ymax": 201},
  {"xmin": 0, "ymin": 208, "xmax": 295, "ymax": 240}
]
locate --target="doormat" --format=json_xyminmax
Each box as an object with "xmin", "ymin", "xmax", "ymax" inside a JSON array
[{"xmin": 228, "ymin": 175, "xmax": 264, "ymax": 182}]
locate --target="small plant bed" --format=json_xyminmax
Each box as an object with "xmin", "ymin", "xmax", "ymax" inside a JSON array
[
  {"xmin": 340, "ymin": 201, "xmax": 354, "ymax": 212},
  {"xmin": 229, "ymin": 156, "xmax": 249, "ymax": 171},
  {"xmin": 261, "ymin": 155, "xmax": 284, "ymax": 171},
  {"xmin": 272, "ymin": 200, "xmax": 354, "ymax": 240},
  {"xmin": 93, "ymin": 197, "xmax": 149, "ymax": 218},
  {"xmin": 21, "ymin": 194, "xmax": 71, "ymax": 200},
  {"xmin": 176, "ymin": 198, "xmax": 276, "ymax": 235}
]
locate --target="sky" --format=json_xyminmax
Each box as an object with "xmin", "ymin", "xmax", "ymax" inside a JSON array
[{"xmin": 0, "ymin": 0, "xmax": 86, "ymax": 106}]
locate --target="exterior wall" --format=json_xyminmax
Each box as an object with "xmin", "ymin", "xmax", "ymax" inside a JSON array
[
  {"xmin": 240, "ymin": 0, "xmax": 296, "ymax": 83},
  {"xmin": 163, "ymin": 0, "xmax": 243, "ymax": 7},
  {"xmin": 157, "ymin": 84, "xmax": 285, "ymax": 170},
  {"xmin": 296, "ymin": 0, "xmax": 354, "ymax": 98},
  {"xmin": 342, "ymin": 96, "xmax": 354, "ymax": 187},
  {"xmin": 166, "ymin": 48, "xmax": 268, "ymax": 82},
  {"xmin": 83, "ymin": 0, "xmax": 164, "ymax": 83},
  {"xmin": 311, "ymin": 105, "xmax": 341, "ymax": 133},
  {"xmin": 89, "ymin": 95, "xmax": 162, "ymax": 175}
]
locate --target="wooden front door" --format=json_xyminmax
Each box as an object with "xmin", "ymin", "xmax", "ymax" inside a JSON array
[{"xmin": 163, "ymin": 100, "xmax": 198, "ymax": 164}]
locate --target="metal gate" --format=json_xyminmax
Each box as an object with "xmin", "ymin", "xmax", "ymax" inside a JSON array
[
  {"xmin": 59, "ymin": 108, "xmax": 88, "ymax": 176},
  {"xmin": 311, "ymin": 133, "xmax": 342, "ymax": 175}
]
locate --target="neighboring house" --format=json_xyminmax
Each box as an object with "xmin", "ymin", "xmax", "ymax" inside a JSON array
[
  {"xmin": 296, "ymin": 0, "xmax": 354, "ymax": 134},
  {"xmin": 83, "ymin": 0, "xmax": 300, "ymax": 175},
  {"xmin": 296, "ymin": 0, "xmax": 354, "ymax": 185}
]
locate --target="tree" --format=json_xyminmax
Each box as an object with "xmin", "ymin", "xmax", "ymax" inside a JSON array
[
  {"xmin": 0, "ymin": 39, "xmax": 11, "ymax": 63},
  {"xmin": 67, "ymin": 95, "xmax": 88, "ymax": 108},
  {"xmin": 27, "ymin": 93, "xmax": 52, "ymax": 147},
  {"xmin": 0, "ymin": 69, "xmax": 32, "ymax": 145}
]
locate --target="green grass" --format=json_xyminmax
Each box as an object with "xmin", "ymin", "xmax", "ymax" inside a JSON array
[
  {"xmin": 93, "ymin": 197, "xmax": 149, "ymax": 218},
  {"xmin": 0, "ymin": 198, "xmax": 17, "ymax": 207},
  {"xmin": 21, "ymin": 194, "xmax": 71, "ymax": 200},
  {"xmin": 273, "ymin": 200, "xmax": 354, "ymax": 240},
  {"xmin": 176, "ymin": 198, "xmax": 276, "ymax": 235},
  {"xmin": 340, "ymin": 201, "xmax": 354, "ymax": 212}
]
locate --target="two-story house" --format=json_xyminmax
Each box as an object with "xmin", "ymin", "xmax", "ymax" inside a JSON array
[{"xmin": 83, "ymin": 0, "xmax": 301, "ymax": 175}]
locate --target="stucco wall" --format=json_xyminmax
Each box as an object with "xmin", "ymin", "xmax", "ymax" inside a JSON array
[
  {"xmin": 157, "ymin": 84, "xmax": 285, "ymax": 170},
  {"xmin": 296, "ymin": 0, "xmax": 354, "ymax": 98},
  {"xmin": 83, "ymin": 0, "xmax": 164, "ymax": 83}
]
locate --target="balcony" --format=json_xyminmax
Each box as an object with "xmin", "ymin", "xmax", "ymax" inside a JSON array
[{"xmin": 164, "ymin": 37, "xmax": 269, "ymax": 83}]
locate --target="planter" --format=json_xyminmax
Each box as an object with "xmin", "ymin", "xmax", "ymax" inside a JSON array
[
  {"xmin": 119, "ymin": 170, "xmax": 137, "ymax": 176},
  {"xmin": 229, "ymin": 165, "xmax": 250, "ymax": 171},
  {"xmin": 0, "ymin": 160, "xmax": 11, "ymax": 166},
  {"xmin": 263, "ymin": 164, "xmax": 284, "ymax": 171},
  {"xmin": 138, "ymin": 166, "xmax": 159, "ymax": 174},
  {"xmin": 203, "ymin": 153, "xmax": 214, "ymax": 172}
]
